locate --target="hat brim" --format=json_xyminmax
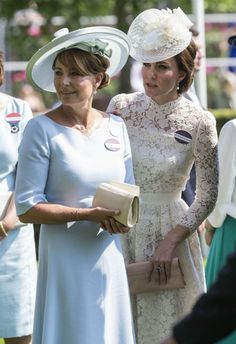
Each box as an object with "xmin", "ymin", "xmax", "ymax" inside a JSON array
[
  {"xmin": 26, "ymin": 26, "xmax": 130, "ymax": 93},
  {"xmin": 130, "ymin": 40, "xmax": 191, "ymax": 63},
  {"xmin": 228, "ymin": 35, "xmax": 236, "ymax": 46}
]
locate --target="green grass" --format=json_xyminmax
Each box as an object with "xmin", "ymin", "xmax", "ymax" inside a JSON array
[{"xmin": 0, "ymin": 339, "xmax": 4, "ymax": 344}]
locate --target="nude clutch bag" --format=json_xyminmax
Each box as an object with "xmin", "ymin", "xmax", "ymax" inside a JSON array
[
  {"xmin": 126, "ymin": 257, "xmax": 186, "ymax": 294},
  {"xmin": 92, "ymin": 181, "xmax": 140, "ymax": 227}
]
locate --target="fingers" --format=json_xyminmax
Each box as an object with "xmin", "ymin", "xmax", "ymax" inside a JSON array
[
  {"xmin": 154, "ymin": 264, "xmax": 167, "ymax": 284},
  {"xmin": 101, "ymin": 217, "xmax": 129, "ymax": 234},
  {"xmin": 163, "ymin": 262, "xmax": 171, "ymax": 280},
  {"xmin": 105, "ymin": 208, "xmax": 120, "ymax": 217},
  {"xmin": 149, "ymin": 260, "xmax": 172, "ymax": 284}
]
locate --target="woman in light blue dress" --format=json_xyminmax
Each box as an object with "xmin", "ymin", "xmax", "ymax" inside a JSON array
[
  {"xmin": 15, "ymin": 27, "xmax": 135, "ymax": 344},
  {"xmin": 0, "ymin": 51, "xmax": 37, "ymax": 343}
]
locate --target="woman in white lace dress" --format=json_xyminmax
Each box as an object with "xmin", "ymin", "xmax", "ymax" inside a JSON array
[{"xmin": 107, "ymin": 8, "xmax": 218, "ymax": 343}]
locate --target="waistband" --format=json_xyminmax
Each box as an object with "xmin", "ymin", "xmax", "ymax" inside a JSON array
[{"xmin": 140, "ymin": 191, "xmax": 182, "ymax": 205}]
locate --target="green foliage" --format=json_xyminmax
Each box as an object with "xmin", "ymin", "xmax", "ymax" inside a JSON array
[
  {"xmin": 1, "ymin": 0, "xmax": 236, "ymax": 100},
  {"xmin": 205, "ymin": 0, "xmax": 236, "ymax": 12}
]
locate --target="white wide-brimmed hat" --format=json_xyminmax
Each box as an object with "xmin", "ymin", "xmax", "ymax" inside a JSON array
[
  {"xmin": 127, "ymin": 7, "xmax": 193, "ymax": 63},
  {"xmin": 26, "ymin": 26, "xmax": 130, "ymax": 92}
]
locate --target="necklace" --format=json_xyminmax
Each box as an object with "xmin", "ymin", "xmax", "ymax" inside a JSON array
[
  {"xmin": 59, "ymin": 106, "xmax": 104, "ymax": 134},
  {"xmin": 75, "ymin": 123, "xmax": 86, "ymax": 132},
  {"xmin": 74, "ymin": 114, "xmax": 104, "ymax": 134}
]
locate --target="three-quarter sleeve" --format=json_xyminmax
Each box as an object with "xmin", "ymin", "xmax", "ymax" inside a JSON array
[
  {"xmin": 122, "ymin": 121, "xmax": 135, "ymax": 185},
  {"xmin": 15, "ymin": 118, "xmax": 50, "ymax": 215},
  {"xmin": 108, "ymin": 97, "xmax": 135, "ymax": 185},
  {"xmin": 207, "ymin": 120, "xmax": 236, "ymax": 228},
  {"xmin": 179, "ymin": 111, "xmax": 219, "ymax": 231}
]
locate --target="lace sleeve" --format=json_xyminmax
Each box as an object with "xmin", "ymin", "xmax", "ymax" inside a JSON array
[
  {"xmin": 179, "ymin": 111, "xmax": 218, "ymax": 231},
  {"xmin": 106, "ymin": 94, "xmax": 124, "ymax": 115}
]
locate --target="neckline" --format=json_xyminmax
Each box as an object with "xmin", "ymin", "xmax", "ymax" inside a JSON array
[
  {"xmin": 43, "ymin": 113, "xmax": 110, "ymax": 137},
  {"xmin": 145, "ymin": 95, "xmax": 183, "ymax": 113}
]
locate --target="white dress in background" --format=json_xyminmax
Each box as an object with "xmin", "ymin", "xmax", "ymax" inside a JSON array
[
  {"xmin": 0, "ymin": 94, "xmax": 37, "ymax": 338},
  {"xmin": 15, "ymin": 114, "xmax": 136, "ymax": 344},
  {"xmin": 107, "ymin": 93, "xmax": 218, "ymax": 343}
]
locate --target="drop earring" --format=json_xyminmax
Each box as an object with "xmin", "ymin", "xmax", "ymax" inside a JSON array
[
  {"xmin": 93, "ymin": 85, "xmax": 97, "ymax": 95},
  {"xmin": 177, "ymin": 81, "xmax": 180, "ymax": 91}
]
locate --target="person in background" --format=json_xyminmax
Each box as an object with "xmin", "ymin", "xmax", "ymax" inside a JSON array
[
  {"xmin": 18, "ymin": 83, "xmax": 47, "ymax": 260},
  {"xmin": 182, "ymin": 26, "xmax": 209, "ymax": 259},
  {"xmin": 184, "ymin": 27, "xmax": 204, "ymax": 109},
  {"xmin": 107, "ymin": 7, "xmax": 218, "ymax": 343},
  {"xmin": 0, "ymin": 50, "xmax": 37, "ymax": 344},
  {"xmin": 15, "ymin": 27, "xmax": 135, "ymax": 344},
  {"xmin": 204, "ymin": 103, "xmax": 236, "ymax": 343},
  {"xmin": 18, "ymin": 83, "xmax": 47, "ymax": 114},
  {"xmin": 160, "ymin": 250, "xmax": 236, "ymax": 344}
]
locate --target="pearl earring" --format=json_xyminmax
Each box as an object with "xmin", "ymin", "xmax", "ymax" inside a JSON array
[
  {"xmin": 93, "ymin": 85, "xmax": 97, "ymax": 95},
  {"xmin": 177, "ymin": 81, "xmax": 180, "ymax": 91}
]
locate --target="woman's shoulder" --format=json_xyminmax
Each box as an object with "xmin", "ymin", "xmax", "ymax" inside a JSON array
[
  {"xmin": 23, "ymin": 113, "xmax": 54, "ymax": 133},
  {"xmin": 181, "ymin": 97, "xmax": 216, "ymax": 124},
  {"xmin": 221, "ymin": 118, "xmax": 236, "ymax": 131},
  {"xmin": 1, "ymin": 93, "xmax": 31, "ymax": 112},
  {"xmin": 219, "ymin": 118, "xmax": 236, "ymax": 140},
  {"xmin": 109, "ymin": 91, "xmax": 146, "ymax": 109},
  {"xmin": 108, "ymin": 113, "xmax": 127, "ymax": 132}
]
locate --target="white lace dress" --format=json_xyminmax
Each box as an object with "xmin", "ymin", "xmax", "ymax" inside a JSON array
[{"xmin": 107, "ymin": 93, "xmax": 218, "ymax": 343}]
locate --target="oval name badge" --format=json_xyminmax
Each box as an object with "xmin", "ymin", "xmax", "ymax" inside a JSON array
[
  {"xmin": 104, "ymin": 138, "xmax": 121, "ymax": 151},
  {"xmin": 5, "ymin": 112, "xmax": 22, "ymax": 134},
  {"xmin": 174, "ymin": 130, "xmax": 192, "ymax": 144}
]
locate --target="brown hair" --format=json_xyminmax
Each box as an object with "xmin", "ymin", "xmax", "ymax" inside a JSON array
[
  {"xmin": 53, "ymin": 48, "xmax": 110, "ymax": 89},
  {"xmin": 174, "ymin": 39, "xmax": 197, "ymax": 94},
  {"xmin": 0, "ymin": 50, "xmax": 4, "ymax": 86},
  {"xmin": 189, "ymin": 26, "xmax": 199, "ymax": 38}
]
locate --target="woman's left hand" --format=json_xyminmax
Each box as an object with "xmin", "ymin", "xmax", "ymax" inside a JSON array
[
  {"xmin": 101, "ymin": 217, "xmax": 129, "ymax": 234},
  {"xmin": 149, "ymin": 238, "xmax": 175, "ymax": 284},
  {"xmin": 149, "ymin": 224, "xmax": 190, "ymax": 284}
]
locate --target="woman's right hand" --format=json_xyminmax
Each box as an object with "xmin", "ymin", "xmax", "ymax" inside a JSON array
[
  {"xmin": 204, "ymin": 219, "xmax": 215, "ymax": 246},
  {"xmin": 205, "ymin": 229, "xmax": 215, "ymax": 246},
  {"xmin": 84, "ymin": 207, "xmax": 129, "ymax": 234},
  {"xmin": 83, "ymin": 206, "xmax": 120, "ymax": 223},
  {"xmin": 83, "ymin": 207, "xmax": 129, "ymax": 234}
]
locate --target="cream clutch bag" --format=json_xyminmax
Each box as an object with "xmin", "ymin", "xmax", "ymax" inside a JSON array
[
  {"xmin": 126, "ymin": 257, "xmax": 186, "ymax": 294},
  {"xmin": 0, "ymin": 192, "xmax": 26, "ymax": 227},
  {"xmin": 92, "ymin": 181, "xmax": 140, "ymax": 227}
]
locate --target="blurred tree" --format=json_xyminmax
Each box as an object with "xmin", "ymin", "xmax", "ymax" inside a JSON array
[{"xmin": 1, "ymin": 0, "xmax": 236, "ymax": 99}]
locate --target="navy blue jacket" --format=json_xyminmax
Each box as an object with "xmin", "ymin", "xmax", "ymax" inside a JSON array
[{"xmin": 173, "ymin": 251, "xmax": 236, "ymax": 344}]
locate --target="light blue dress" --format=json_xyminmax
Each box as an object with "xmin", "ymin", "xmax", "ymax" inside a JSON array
[
  {"xmin": 0, "ymin": 94, "xmax": 37, "ymax": 338},
  {"xmin": 15, "ymin": 114, "xmax": 136, "ymax": 344}
]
